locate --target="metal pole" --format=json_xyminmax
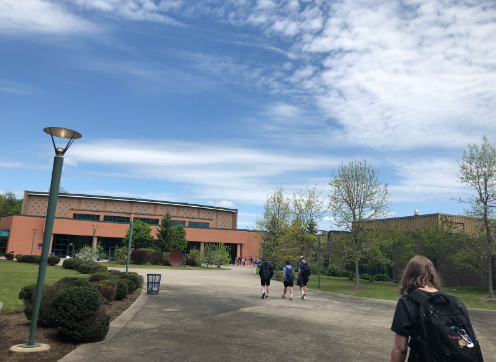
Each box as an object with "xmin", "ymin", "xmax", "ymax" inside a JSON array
[
  {"xmin": 90, "ymin": 228, "xmax": 96, "ymax": 261},
  {"xmin": 317, "ymin": 234, "xmax": 321, "ymax": 290},
  {"xmin": 31, "ymin": 231, "xmax": 36, "ymax": 255},
  {"xmin": 25, "ymin": 155, "xmax": 63, "ymax": 347},
  {"xmin": 126, "ymin": 220, "xmax": 134, "ymax": 274}
]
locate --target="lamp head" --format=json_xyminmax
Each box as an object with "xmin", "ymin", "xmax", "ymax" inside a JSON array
[{"xmin": 44, "ymin": 127, "xmax": 82, "ymax": 156}]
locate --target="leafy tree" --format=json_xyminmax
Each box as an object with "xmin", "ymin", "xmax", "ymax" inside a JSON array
[
  {"xmin": 455, "ymin": 136, "xmax": 496, "ymax": 298},
  {"xmin": 123, "ymin": 219, "xmax": 154, "ymax": 249},
  {"xmin": 171, "ymin": 225, "xmax": 188, "ymax": 251},
  {"xmin": 0, "ymin": 191, "xmax": 19, "ymax": 218},
  {"xmin": 378, "ymin": 227, "xmax": 414, "ymax": 280},
  {"xmin": 155, "ymin": 213, "xmax": 174, "ymax": 252},
  {"xmin": 292, "ymin": 185, "xmax": 325, "ymax": 234},
  {"xmin": 329, "ymin": 160, "xmax": 391, "ymax": 286},
  {"xmin": 199, "ymin": 242, "xmax": 231, "ymax": 267}
]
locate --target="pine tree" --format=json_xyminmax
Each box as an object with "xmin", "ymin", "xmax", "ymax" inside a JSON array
[{"xmin": 155, "ymin": 213, "xmax": 174, "ymax": 252}]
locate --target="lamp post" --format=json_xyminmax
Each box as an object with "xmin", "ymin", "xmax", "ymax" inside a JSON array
[
  {"xmin": 126, "ymin": 214, "xmax": 134, "ymax": 274},
  {"xmin": 31, "ymin": 229, "xmax": 37, "ymax": 255},
  {"xmin": 90, "ymin": 224, "xmax": 98, "ymax": 261},
  {"xmin": 316, "ymin": 230, "xmax": 326, "ymax": 290},
  {"xmin": 18, "ymin": 127, "xmax": 81, "ymax": 350}
]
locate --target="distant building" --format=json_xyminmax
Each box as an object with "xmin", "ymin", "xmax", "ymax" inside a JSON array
[{"xmin": 0, "ymin": 191, "xmax": 261, "ymax": 261}]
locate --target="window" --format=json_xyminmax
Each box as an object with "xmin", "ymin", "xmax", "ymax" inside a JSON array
[
  {"xmin": 51, "ymin": 234, "xmax": 92, "ymax": 258},
  {"xmin": 172, "ymin": 220, "xmax": 186, "ymax": 227},
  {"xmin": 188, "ymin": 221, "xmax": 209, "ymax": 228},
  {"xmin": 0, "ymin": 230, "xmax": 9, "ymax": 256},
  {"xmin": 103, "ymin": 215, "xmax": 131, "ymax": 223},
  {"xmin": 135, "ymin": 217, "xmax": 159, "ymax": 226},
  {"xmin": 73, "ymin": 213, "xmax": 100, "ymax": 221}
]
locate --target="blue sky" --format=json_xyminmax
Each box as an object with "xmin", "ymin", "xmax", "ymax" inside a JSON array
[{"xmin": 0, "ymin": 0, "xmax": 495, "ymax": 230}]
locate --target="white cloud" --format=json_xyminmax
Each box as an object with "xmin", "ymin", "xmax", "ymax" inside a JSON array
[
  {"xmin": 0, "ymin": 80, "xmax": 35, "ymax": 95},
  {"xmin": 0, "ymin": 0, "xmax": 97, "ymax": 34}
]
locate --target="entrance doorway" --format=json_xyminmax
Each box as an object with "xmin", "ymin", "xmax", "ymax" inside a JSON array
[{"xmin": 67, "ymin": 244, "xmax": 75, "ymax": 257}]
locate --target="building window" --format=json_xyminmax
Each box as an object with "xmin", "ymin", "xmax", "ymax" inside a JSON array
[
  {"xmin": 103, "ymin": 215, "xmax": 131, "ymax": 223},
  {"xmin": 188, "ymin": 222, "xmax": 209, "ymax": 228},
  {"xmin": 135, "ymin": 217, "xmax": 159, "ymax": 226},
  {"xmin": 0, "ymin": 230, "xmax": 10, "ymax": 256},
  {"xmin": 73, "ymin": 213, "xmax": 100, "ymax": 221},
  {"xmin": 51, "ymin": 234, "xmax": 92, "ymax": 258},
  {"xmin": 172, "ymin": 220, "xmax": 186, "ymax": 227}
]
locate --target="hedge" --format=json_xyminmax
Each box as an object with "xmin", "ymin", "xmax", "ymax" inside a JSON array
[
  {"xmin": 130, "ymin": 250, "xmax": 148, "ymax": 265},
  {"xmin": 48, "ymin": 255, "xmax": 61, "ymax": 266},
  {"xmin": 5, "ymin": 253, "xmax": 14, "ymax": 260},
  {"xmin": 56, "ymin": 277, "xmax": 93, "ymax": 288},
  {"xmin": 62, "ymin": 258, "xmax": 83, "ymax": 270}
]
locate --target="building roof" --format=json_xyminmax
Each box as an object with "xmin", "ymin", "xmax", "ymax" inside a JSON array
[
  {"xmin": 373, "ymin": 212, "xmax": 478, "ymax": 221},
  {"xmin": 26, "ymin": 191, "xmax": 238, "ymax": 212}
]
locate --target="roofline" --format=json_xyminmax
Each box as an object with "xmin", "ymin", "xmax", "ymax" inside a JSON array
[
  {"xmin": 25, "ymin": 191, "xmax": 238, "ymax": 212},
  {"xmin": 372, "ymin": 213, "xmax": 480, "ymax": 221}
]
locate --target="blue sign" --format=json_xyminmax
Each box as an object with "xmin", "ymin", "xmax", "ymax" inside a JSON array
[{"xmin": 38, "ymin": 243, "xmax": 43, "ymax": 247}]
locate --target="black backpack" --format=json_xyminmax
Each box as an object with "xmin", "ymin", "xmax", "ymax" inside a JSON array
[
  {"xmin": 407, "ymin": 290, "xmax": 483, "ymax": 362},
  {"xmin": 285, "ymin": 266, "xmax": 295, "ymax": 282},
  {"xmin": 261, "ymin": 263, "xmax": 271, "ymax": 279},
  {"xmin": 301, "ymin": 262, "xmax": 311, "ymax": 277}
]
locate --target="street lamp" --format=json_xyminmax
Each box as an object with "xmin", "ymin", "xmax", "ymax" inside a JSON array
[
  {"xmin": 316, "ymin": 230, "xmax": 327, "ymax": 290},
  {"xmin": 13, "ymin": 127, "xmax": 81, "ymax": 352},
  {"xmin": 126, "ymin": 214, "xmax": 134, "ymax": 274},
  {"xmin": 31, "ymin": 229, "xmax": 37, "ymax": 255},
  {"xmin": 90, "ymin": 224, "xmax": 98, "ymax": 261}
]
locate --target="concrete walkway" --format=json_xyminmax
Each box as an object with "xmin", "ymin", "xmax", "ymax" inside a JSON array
[{"xmin": 61, "ymin": 266, "xmax": 496, "ymax": 362}]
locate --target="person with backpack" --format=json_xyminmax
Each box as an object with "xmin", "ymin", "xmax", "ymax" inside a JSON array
[
  {"xmin": 297, "ymin": 256, "xmax": 311, "ymax": 300},
  {"xmin": 390, "ymin": 255, "xmax": 483, "ymax": 362},
  {"xmin": 259, "ymin": 258, "xmax": 274, "ymax": 299},
  {"xmin": 281, "ymin": 260, "xmax": 295, "ymax": 300}
]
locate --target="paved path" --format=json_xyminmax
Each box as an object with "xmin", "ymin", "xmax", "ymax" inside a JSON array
[{"xmin": 61, "ymin": 266, "xmax": 496, "ymax": 362}]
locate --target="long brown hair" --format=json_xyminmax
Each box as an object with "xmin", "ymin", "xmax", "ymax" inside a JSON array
[{"xmin": 399, "ymin": 255, "xmax": 441, "ymax": 295}]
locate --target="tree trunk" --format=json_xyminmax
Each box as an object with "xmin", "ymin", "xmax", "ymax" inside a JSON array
[
  {"xmin": 355, "ymin": 259, "xmax": 360, "ymax": 286},
  {"xmin": 488, "ymin": 254, "xmax": 494, "ymax": 299}
]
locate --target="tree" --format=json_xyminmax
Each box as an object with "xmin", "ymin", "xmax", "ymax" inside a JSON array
[
  {"xmin": 199, "ymin": 242, "xmax": 231, "ymax": 267},
  {"xmin": 155, "ymin": 213, "xmax": 174, "ymax": 252},
  {"xmin": 0, "ymin": 191, "xmax": 19, "ymax": 218},
  {"xmin": 455, "ymin": 136, "xmax": 496, "ymax": 298},
  {"xmin": 171, "ymin": 225, "xmax": 188, "ymax": 251},
  {"xmin": 329, "ymin": 160, "xmax": 391, "ymax": 286},
  {"xmin": 378, "ymin": 227, "xmax": 414, "ymax": 280},
  {"xmin": 123, "ymin": 219, "xmax": 154, "ymax": 249},
  {"xmin": 292, "ymin": 185, "xmax": 325, "ymax": 234}
]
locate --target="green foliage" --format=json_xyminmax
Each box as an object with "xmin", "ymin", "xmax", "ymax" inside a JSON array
[
  {"xmin": 124, "ymin": 219, "xmax": 154, "ymax": 249},
  {"xmin": 0, "ymin": 191, "xmax": 22, "ymax": 218},
  {"xmin": 15, "ymin": 254, "xmax": 23, "ymax": 260},
  {"xmin": 19, "ymin": 284, "xmax": 37, "ymax": 301},
  {"xmin": 154, "ymin": 213, "xmax": 174, "ymax": 252},
  {"xmin": 52, "ymin": 286, "xmax": 109, "ymax": 342},
  {"xmin": 117, "ymin": 272, "xmax": 142, "ymax": 291},
  {"xmin": 18, "ymin": 255, "xmax": 41, "ymax": 264},
  {"xmin": 329, "ymin": 160, "xmax": 391, "ymax": 286},
  {"xmin": 48, "ymin": 256, "xmax": 61, "ymax": 266},
  {"xmin": 93, "ymin": 280, "xmax": 117, "ymax": 302},
  {"xmin": 131, "ymin": 249, "xmax": 149, "ymax": 265},
  {"xmin": 74, "ymin": 243, "xmax": 106, "ymax": 261},
  {"xmin": 115, "ymin": 279, "xmax": 128, "ymax": 300},
  {"xmin": 5, "ymin": 253, "xmax": 14, "ymax": 260},
  {"xmin": 171, "ymin": 225, "xmax": 188, "ymax": 251},
  {"xmin": 199, "ymin": 242, "xmax": 231, "ymax": 267},
  {"xmin": 115, "ymin": 246, "xmax": 128, "ymax": 259},
  {"xmin": 162, "ymin": 252, "xmax": 171, "ymax": 265},
  {"xmin": 374, "ymin": 274, "xmax": 391, "ymax": 281},
  {"xmin": 77, "ymin": 263, "xmax": 92, "ymax": 274},
  {"xmin": 57, "ymin": 277, "xmax": 93, "ymax": 288},
  {"xmin": 359, "ymin": 273, "xmax": 369, "ymax": 280},
  {"xmin": 62, "ymin": 258, "xmax": 83, "ymax": 270},
  {"xmin": 187, "ymin": 249, "xmax": 201, "ymax": 266},
  {"xmin": 378, "ymin": 227, "xmax": 414, "ymax": 280},
  {"xmin": 23, "ymin": 283, "xmax": 67, "ymax": 327},
  {"xmin": 89, "ymin": 273, "xmax": 115, "ymax": 283},
  {"xmin": 326, "ymin": 265, "xmax": 341, "ymax": 277},
  {"xmin": 150, "ymin": 251, "xmax": 163, "ymax": 265}
]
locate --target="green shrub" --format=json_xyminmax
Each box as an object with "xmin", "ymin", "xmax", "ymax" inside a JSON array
[
  {"xmin": 5, "ymin": 253, "xmax": 14, "ymax": 260},
  {"xmin": 369, "ymin": 276, "xmax": 375, "ymax": 283},
  {"xmin": 326, "ymin": 265, "xmax": 341, "ymax": 277},
  {"xmin": 62, "ymin": 258, "xmax": 83, "ymax": 270},
  {"xmin": 114, "ymin": 259, "xmax": 127, "ymax": 265},
  {"xmin": 48, "ymin": 255, "xmax": 61, "ymax": 266},
  {"xmin": 117, "ymin": 273, "xmax": 141, "ymax": 290},
  {"xmin": 374, "ymin": 273, "xmax": 390, "ymax": 281},
  {"xmin": 341, "ymin": 270, "xmax": 351, "ymax": 278},
  {"xmin": 359, "ymin": 273, "xmax": 369, "ymax": 280},
  {"xmin": 310, "ymin": 263, "xmax": 319, "ymax": 275},
  {"xmin": 130, "ymin": 250, "xmax": 149, "ymax": 265},
  {"xmin": 92, "ymin": 281, "xmax": 117, "ymax": 302},
  {"xmin": 19, "ymin": 284, "xmax": 37, "ymax": 301},
  {"xmin": 394, "ymin": 275, "xmax": 401, "ymax": 283},
  {"xmin": 150, "ymin": 251, "xmax": 163, "ymax": 265},
  {"xmin": 348, "ymin": 271, "xmax": 354, "ymax": 280},
  {"xmin": 18, "ymin": 255, "xmax": 40, "ymax": 263},
  {"xmin": 186, "ymin": 258, "xmax": 196, "ymax": 266},
  {"xmin": 77, "ymin": 263, "xmax": 92, "ymax": 274},
  {"xmin": 15, "ymin": 254, "xmax": 23, "ymax": 260},
  {"xmin": 162, "ymin": 252, "xmax": 171, "ymax": 266},
  {"xmin": 56, "ymin": 277, "xmax": 93, "ymax": 288},
  {"xmin": 24, "ymin": 283, "xmax": 67, "ymax": 327},
  {"xmin": 115, "ymin": 279, "xmax": 128, "ymax": 300},
  {"xmin": 108, "ymin": 269, "xmax": 122, "ymax": 275},
  {"xmin": 52, "ymin": 286, "xmax": 108, "ymax": 342},
  {"xmin": 123, "ymin": 278, "xmax": 136, "ymax": 294},
  {"xmin": 89, "ymin": 263, "xmax": 107, "ymax": 274},
  {"xmin": 89, "ymin": 273, "xmax": 115, "ymax": 283}
]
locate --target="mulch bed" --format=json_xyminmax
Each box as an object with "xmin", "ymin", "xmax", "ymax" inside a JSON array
[
  {"xmin": 0, "ymin": 289, "xmax": 141, "ymax": 362},
  {"xmin": 341, "ymin": 286, "xmax": 373, "ymax": 291},
  {"xmin": 474, "ymin": 297, "xmax": 496, "ymax": 304}
]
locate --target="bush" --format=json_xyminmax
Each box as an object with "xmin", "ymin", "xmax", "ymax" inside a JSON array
[
  {"xmin": 149, "ymin": 251, "xmax": 163, "ymax": 265},
  {"xmin": 369, "ymin": 276, "xmax": 375, "ymax": 283},
  {"xmin": 374, "ymin": 273, "xmax": 390, "ymax": 282},
  {"xmin": 18, "ymin": 255, "xmax": 40, "ymax": 264},
  {"xmin": 326, "ymin": 265, "xmax": 341, "ymax": 277},
  {"xmin": 62, "ymin": 258, "xmax": 83, "ymax": 270},
  {"xmin": 19, "ymin": 284, "xmax": 37, "ymax": 301},
  {"xmin": 187, "ymin": 249, "xmax": 201, "ymax": 266},
  {"xmin": 77, "ymin": 263, "xmax": 92, "ymax": 274},
  {"xmin": 348, "ymin": 271, "xmax": 354, "ymax": 280},
  {"xmin": 122, "ymin": 278, "xmax": 136, "ymax": 294},
  {"xmin": 359, "ymin": 273, "xmax": 370, "ymax": 280},
  {"xmin": 130, "ymin": 250, "xmax": 149, "ymax": 265},
  {"xmin": 56, "ymin": 277, "xmax": 93, "ymax": 288},
  {"xmin": 394, "ymin": 275, "xmax": 401, "ymax": 283},
  {"xmin": 186, "ymin": 258, "xmax": 196, "ymax": 266},
  {"xmin": 162, "ymin": 252, "xmax": 171, "ymax": 266},
  {"xmin": 89, "ymin": 273, "xmax": 115, "ymax": 283},
  {"xmin": 77, "ymin": 262, "xmax": 107, "ymax": 274},
  {"xmin": 115, "ymin": 279, "xmax": 128, "ymax": 300},
  {"xmin": 118, "ymin": 272, "xmax": 141, "ymax": 290},
  {"xmin": 5, "ymin": 253, "xmax": 14, "ymax": 260},
  {"xmin": 89, "ymin": 263, "xmax": 108, "ymax": 274},
  {"xmin": 114, "ymin": 259, "xmax": 127, "ymax": 265},
  {"xmin": 48, "ymin": 256, "xmax": 61, "ymax": 266},
  {"xmin": 341, "ymin": 270, "xmax": 351, "ymax": 278},
  {"xmin": 92, "ymin": 281, "xmax": 117, "ymax": 303},
  {"xmin": 15, "ymin": 254, "xmax": 23, "ymax": 260},
  {"xmin": 310, "ymin": 263, "xmax": 319, "ymax": 275},
  {"xmin": 52, "ymin": 286, "xmax": 108, "ymax": 342},
  {"xmin": 24, "ymin": 283, "xmax": 67, "ymax": 327}
]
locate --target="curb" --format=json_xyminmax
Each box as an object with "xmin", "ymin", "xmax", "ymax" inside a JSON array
[{"xmin": 58, "ymin": 287, "xmax": 147, "ymax": 362}]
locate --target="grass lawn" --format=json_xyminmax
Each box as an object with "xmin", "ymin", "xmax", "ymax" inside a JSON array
[
  {"xmin": 0, "ymin": 260, "xmax": 90, "ymax": 312},
  {"xmin": 300, "ymin": 275, "xmax": 495, "ymax": 310},
  {"xmin": 104, "ymin": 263, "xmax": 230, "ymax": 270}
]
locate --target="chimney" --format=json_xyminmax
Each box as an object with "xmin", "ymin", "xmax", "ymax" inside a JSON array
[{"xmin": 414, "ymin": 209, "xmax": 419, "ymax": 216}]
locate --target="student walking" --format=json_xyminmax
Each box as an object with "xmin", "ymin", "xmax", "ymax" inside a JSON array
[
  {"xmin": 297, "ymin": 256, "xmax": 311, "ymax": 300},
  {"xmin": 259, "ymin": 258, "xmax": 274, "ymax": 299},
  {"xmin": 390, "ymin": 255, "xmax": 483, "ymax": 362},
  {"xmin": 281, "ymin": 260, "xmax": 295, "ymax": 300}
]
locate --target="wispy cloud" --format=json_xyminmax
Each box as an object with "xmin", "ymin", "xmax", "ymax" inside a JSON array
[{"xmin": 0, "ymin": 80, "xmax": 35, "ymax": 95}]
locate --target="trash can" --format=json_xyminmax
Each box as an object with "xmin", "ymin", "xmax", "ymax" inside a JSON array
[{"xmin": 147, "ymin": 274, "xmax": 161, "ymax": 295}]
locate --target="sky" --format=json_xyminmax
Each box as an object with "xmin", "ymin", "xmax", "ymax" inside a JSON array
[{"xmin": 0, "ymin": 0, "xmax": 495, "ymax": 230}]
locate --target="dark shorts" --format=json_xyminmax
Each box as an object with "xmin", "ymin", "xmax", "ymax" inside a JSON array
[
  {"xmin": 284, "ymin": 280, "xmax": 294, "ymax": 287},
  {"xmin": 298, "ymin": 275, "xmax": 309, "ymax": 287},
  {"xmin": 261, "ymin": 278, "xmax": 271, "ymax": 286}
]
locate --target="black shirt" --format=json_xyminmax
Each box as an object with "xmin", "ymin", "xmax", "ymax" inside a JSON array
[
  {"xmin": 258, "ymin": 262, "xmax": 274, "ymax": 279},
  {"xmin": 391, "ymin": 290, "xmax": 469, "ymax": 338}
]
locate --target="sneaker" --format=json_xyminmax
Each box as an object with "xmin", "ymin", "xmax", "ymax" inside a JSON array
[
  {"xmin": 290, "ymin": 296, "xmax": 293, "ymax": 300},
  {"xmin": 281, "ymin": 294, "xmax": 286, "ymax": 299},
  {"xmin": 301, "ymin": 295, "xmax": 305, "ymax": 300},
  {"xmin": 262, "ymin": 291, "xmax": 265, "ymax": 299},
  {"xmin": 265, "ymin": 294, "xmax": 269, "ymax": 299},
  {"xmin": 303, "ymin": 293, "xmax": 306, "ymax": 297}
]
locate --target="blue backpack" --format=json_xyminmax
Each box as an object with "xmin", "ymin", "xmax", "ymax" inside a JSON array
[{"xmin": 285, "ymin": 265, "xmax": 295, "ymax": 281}]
